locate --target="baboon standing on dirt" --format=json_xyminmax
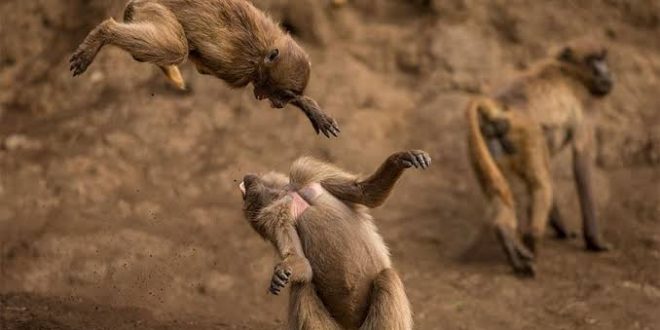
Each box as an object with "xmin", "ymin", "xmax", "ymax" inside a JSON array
[
  {"xmin": 466, "ymin": 41, "xmax": 613, "ymax": 276},
  {"xmin": 240, "ymin": 150, "xmax": 431, "ymax": 329},
  {"xmin": 70, "ymin": 0, "xmax": 339, "ymax": 137}
]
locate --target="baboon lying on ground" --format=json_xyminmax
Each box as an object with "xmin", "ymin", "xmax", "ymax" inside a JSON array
[
  {"xmin": 466, "ymin": 41, "xmax": 613, "ymax": 276},
  {"xmin": 240, "ymin": 150, "xmax": 431, "ymax": 329},
  {"xmin": 70, "ymin": 0, "xmax": 339, "ymax": 137}
]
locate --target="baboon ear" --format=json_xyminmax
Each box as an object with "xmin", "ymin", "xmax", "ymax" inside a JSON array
[
  {"xmin": 264, "ymin": 49, "xmax": 279, "ymax": 65},
  {"xmin": 558, "ymin": 47, "xmax": 574, "ymax": 62}
]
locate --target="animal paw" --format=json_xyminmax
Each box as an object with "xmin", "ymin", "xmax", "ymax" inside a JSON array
[
  {"xmin": 513, "ymin": 260, "xmax": 536, "ymax": 278},
  {"xmin": 585, "ymin": 237, "xmax": 612, "ymax": 252},
  {"xmin": 311, "ymin": 112, "xmax": 340, "ymax": 138},
  {"xmin": 69, "ymin": 46, "xmax": 96, "ymax": 76},
  {"xmin": 395, "ymin": 150, "xmax": 431, "ymax": 169},
  {"xmin": 269, "ymin": 264, "xmax": 292, "ymax": 295}
]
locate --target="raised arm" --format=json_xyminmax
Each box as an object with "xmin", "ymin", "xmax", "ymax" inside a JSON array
[{"xmin": 321, "ymin": 150, "xmax": 431, "ymax": 208}]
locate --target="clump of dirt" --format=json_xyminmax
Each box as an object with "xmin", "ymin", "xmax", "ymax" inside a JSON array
[{"xmin": 1, "ymin": 0, "xmax": 659, "ymax": 329}]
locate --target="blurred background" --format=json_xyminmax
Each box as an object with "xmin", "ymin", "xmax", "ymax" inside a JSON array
[{"xmin": 0, "ymin": 0, "xmax": 659, "ymax": 329}]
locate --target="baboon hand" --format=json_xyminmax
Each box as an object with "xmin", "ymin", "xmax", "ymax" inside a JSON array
[
  {"xmin": 291, "ymin": 96, "xmax": 340, "ymax": 138},
  {"xmin": 268, "ymin": 255, "xmax": 312, "ymax": 295},
  {"xmin": 269, "ymin": 264, "xmax": 291, "ymax": 295},
  {"xmin": 311, "ymin": 111, "xmax": 340, "ymax": 138},
  {"xmin": 69, "ymin": 46, "xmax": 95, "ymax": 76},
  {"xmin": 393, "ymin": 150, "xmax": 431, "ymax": 169}
]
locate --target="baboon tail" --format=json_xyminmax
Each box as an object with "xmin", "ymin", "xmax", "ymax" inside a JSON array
[{"xmin": 466, "ymin": 99, "xmax": 514, "ymax": 207}]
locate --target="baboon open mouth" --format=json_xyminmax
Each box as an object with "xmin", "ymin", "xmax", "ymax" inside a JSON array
[
  {"xmin": 254, "ymin": 87, "xmax": 268, "ymax": 101},
  {"xmin": 269, "ymin": 99, "xmax": 285, "ymax": 108}
]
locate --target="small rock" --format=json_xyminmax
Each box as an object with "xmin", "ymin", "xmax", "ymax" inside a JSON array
[
  {"xmin": 202, "ymin": 271, "xmax": 235, "ymax": 295},
  {"xmin": 90, "ymin": 71, "xmax": 105, "ymax": 83},
  {"xmin": 3, "ymin": 134, "xmax": 42, "ymax": 151}
]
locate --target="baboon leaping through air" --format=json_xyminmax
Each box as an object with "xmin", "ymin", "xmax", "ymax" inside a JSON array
[
  {"xmin": 240, "ymin": 150, "xmax": 431, "ymax": 329},
  {"xmin": 466, "ymin": 41, "xmax": 613, "ymax": 276},
  {"xmin": 70, "ymin": 0, "xmax": 339, "ymax": 137}
]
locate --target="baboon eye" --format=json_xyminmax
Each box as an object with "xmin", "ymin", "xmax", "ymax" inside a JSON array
[
  {"xmin": 558, "ymin": 47, "xmax": 573, "ymax": 62},
  {"xmin": 266, "ymin": 49, "xmax": 279, "ymax": 63}
]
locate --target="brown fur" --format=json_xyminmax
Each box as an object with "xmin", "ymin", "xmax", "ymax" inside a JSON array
[
  {"xmin": 240, "ymin": 150, "xmax": 431, "ymax": 329},
  {"xmin": 70, "ymin": 0, "xmax": 339, "ymax": 137},
  {"xmin": 466, "ymin": 41, "xmax": 613, "ymax": 276}
]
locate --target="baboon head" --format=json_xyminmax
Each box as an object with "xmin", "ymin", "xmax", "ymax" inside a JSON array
[
  {"xmin": 253, "ymin": 35, "xmax": 312, "ymax": 109},
  {"xmin": 239, "ymin": 172, "xmax": 289, "ymax": 222},
  {"xmin": 557, "ymin": 42, "xmax": 613, "ymax": 97}
]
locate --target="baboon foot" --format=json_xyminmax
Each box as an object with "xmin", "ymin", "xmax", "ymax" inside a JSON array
[
  {"xmin": 496, "ymin": 226, "xmax": 536, "ymax": 277},
  {"xmin": 585, "ymin": 237, "xmax": 612, "ymax": 252},
  {"xmin": 513, "ymin": 260, "xmax": 536, "ymax": 278},
  {"xmin": 522, "ymin": 233, "xmax": 538, "ymax": 255},
  {"xmin": 553, "ymin": 229, "xmax": 578, "ymax": 240}
]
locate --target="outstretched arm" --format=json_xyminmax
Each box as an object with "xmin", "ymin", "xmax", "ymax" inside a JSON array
[{"xmin": 322, "ymin": 150, "xmax": 431, "ymax": 208}]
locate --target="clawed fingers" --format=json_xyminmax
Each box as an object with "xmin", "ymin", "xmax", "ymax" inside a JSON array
[
  {"xmin": 269, "ymin": 284, "xmax": 281, "ymax": 295},
  {"xmin": 416, "ymin": 151, "xmax": 431, "ymax": 169},
  {"xmin": 269, "ymin": 268, "xmax": 291, "ymax": 295},
  {"xmin": 316, "ymin": 116, "xmax": 340, "ymax": 138},
  {"xmin": 328, "ymin": 119, "xmax": 341, "ymax": 137},
  {"xmin": 409, "ymin": 152, "xmax": 423, "ymax": 168},
  {"xmin": 401, "ymin": 160, "xmax": 414, "ymax": 168},
  {"xmin": 403, "ymin": 150, "xmax": 431, "ymax": 169},
  {"xmin": 69, "ymin": 50, "xmax": 89, "ymax": 77}
]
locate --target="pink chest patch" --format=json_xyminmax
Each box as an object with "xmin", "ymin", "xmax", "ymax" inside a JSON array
[
  {"xmin": 289, "ymin": 191, "xmax": 310, "ymax": 219},
  {"xmin": 289, "ymin": 183, "xmax": 324, "ymax": 219}
]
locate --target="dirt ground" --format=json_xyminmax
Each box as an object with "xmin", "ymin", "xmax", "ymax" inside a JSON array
[{"xmin": 1, "ymin": 0, "xmax": 659, "ymax": 329}]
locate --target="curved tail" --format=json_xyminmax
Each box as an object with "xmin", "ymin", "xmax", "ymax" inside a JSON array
[{"xmin": 466, "ymin": 99, "xmax": 514, "ymax": 207}]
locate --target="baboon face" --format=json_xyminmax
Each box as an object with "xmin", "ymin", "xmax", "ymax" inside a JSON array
[
  {"xmin": 240, "ymin": 172, "xmax": 289, "ymax": 222},
  {"xmin": 254, "ymin": 36, "xmax": 311, "ymax": 108},
  {"xmin": 557, "ymin": 43, "xmax": 613, "ymax": 97}
]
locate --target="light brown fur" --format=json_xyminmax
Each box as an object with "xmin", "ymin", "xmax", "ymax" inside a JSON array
[
  {"xmin": 70, "ymin": 0, "xmax": 339, "ymax": 137},
  {"xmin": 241, "ymin": 151, "xmax": 431, "ymax": 329},
  {"xmin": 466, "ymin": 41, "xmax": 614, "ymax": 276}
]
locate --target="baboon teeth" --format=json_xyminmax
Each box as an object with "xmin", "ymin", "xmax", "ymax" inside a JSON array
[{"xmin": 239, "ymin": 181, "xmax": 246, "ymax": 196}]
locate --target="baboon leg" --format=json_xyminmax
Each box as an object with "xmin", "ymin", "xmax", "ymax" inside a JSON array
[
  {"xmin": 359, "ymin": 268, "xmax": 412, "ymax": 330},
  {"xmin": 491, "ymin": 198, "xmax": 535, "ymax": 277},
  {"xmin": 288, "ymin": 283, "xmax": 341, "ymax": 330},
  {"xmin": 573, "ymin": 146, "xmax": 611, "ymax": 252},
  {"xmin": 548, "ymin": 201, "xmax": 574, "ymax": 239},
  {"xmin": 521, "ymin": 147, "xmax": 553, "ymax": 255},
  {"xmin": 70, "ymin": 1, "xmax": 188, "ymax": 84}
]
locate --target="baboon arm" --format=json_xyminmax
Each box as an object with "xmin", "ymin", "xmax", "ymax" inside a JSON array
[
  {"xmin": 322, "ymin": 151, "xmax": 429, "ymax": 208},
  {"xmin": 258, "ymin": 196, "xmax": 312, "ymax": 282},
  {"xmin": 267, "ymin": 198, "xmax": 306, "ymax": 258},
  {"xmin": 272, "ymin": 221, "xmax": 305, "ymax": 261},
  {"xmin": 272, "ymin": 225, "xmax": 312, "ymax": 283},
  {"xmin": 320, "ymin": 157, "xmax": 402, "ymax": 208}
]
